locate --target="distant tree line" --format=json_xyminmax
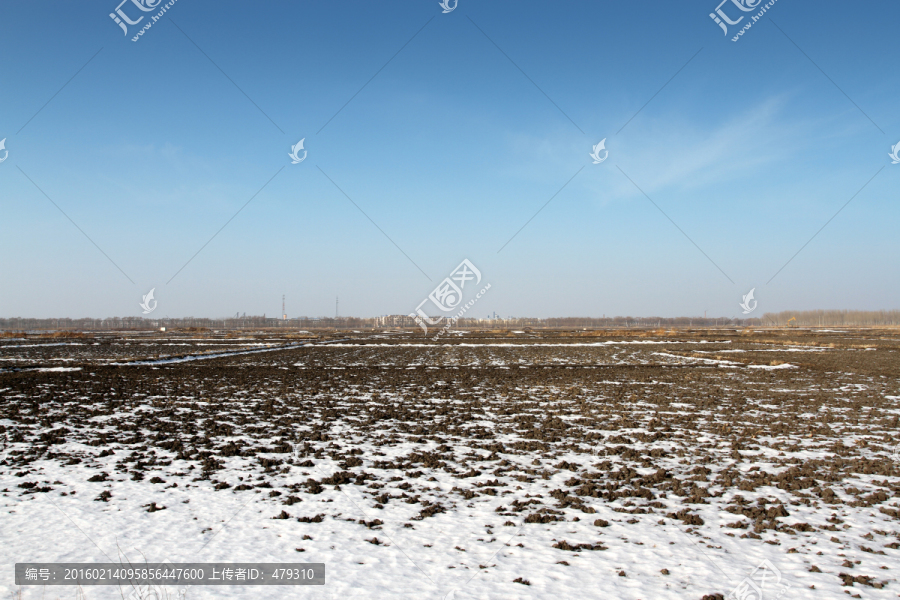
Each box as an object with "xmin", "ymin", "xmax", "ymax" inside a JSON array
[
  {"xmin": 0, "ymin": 314, "xmax": 761, "ymax": 332},
  {"xmin": 0, "ymin": 316, "xmax": 372, "ymax": 332},
  {"xmin": 760, "ymin": 310, "xmax": 900, "ymax": 327},
  {"xmin": 1, "ymin": 310, "xmax": 897, "ymax": 332}
]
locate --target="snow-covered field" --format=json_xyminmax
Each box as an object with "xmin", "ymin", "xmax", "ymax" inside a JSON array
[{"xmin": 1, "ymin": 330, "xmax": 899, "ymax": 599}]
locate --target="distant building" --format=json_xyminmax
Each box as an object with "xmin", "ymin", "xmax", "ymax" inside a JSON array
[{"xmin": 375, "ymin": 315, "xmax": 418, "ymax": 327}]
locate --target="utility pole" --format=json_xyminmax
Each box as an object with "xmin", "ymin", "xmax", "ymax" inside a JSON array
[
  {"xmin": 336, "ymin": 296, "xmax": 339, "ymax": 319},
  {"xmin": 282, "ymin": 295, "xmax": 286, "ymax": 321}
]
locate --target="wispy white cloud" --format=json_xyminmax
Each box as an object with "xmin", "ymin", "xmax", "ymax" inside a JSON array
[{"xmin": 501, "ymin": 93, "xmax": 844, "ymax": 203}]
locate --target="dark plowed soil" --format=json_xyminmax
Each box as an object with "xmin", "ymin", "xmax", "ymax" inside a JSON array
[{"xmin": 1, "ymin": 328, "xmax": 898, "ymax": 598}]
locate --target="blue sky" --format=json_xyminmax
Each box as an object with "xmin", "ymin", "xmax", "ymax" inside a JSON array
[{"xmin": 0, "ymin": 0, "xmax": 897, "ymax": 319}]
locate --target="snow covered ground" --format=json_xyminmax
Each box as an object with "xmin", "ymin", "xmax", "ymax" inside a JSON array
[{"xmin": 1, "ymin": 331, "xmax": 899, "ymax": 599}]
